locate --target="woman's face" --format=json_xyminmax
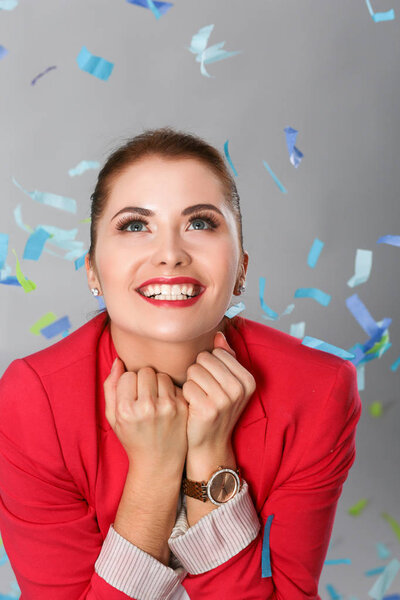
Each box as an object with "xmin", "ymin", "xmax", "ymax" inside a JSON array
[{"xmin": 86, "ymin": 155, "xmax": 247, "ymax": 343}]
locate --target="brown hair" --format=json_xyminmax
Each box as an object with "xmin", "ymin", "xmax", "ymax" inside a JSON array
[{"xmin": 87, "ymin": 126, "xmax": 244, "ymax": 317}]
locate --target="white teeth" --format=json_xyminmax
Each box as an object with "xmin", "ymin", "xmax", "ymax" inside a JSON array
[{"xmin": 140, "ymin": 284, "xmax": 198, "ymax": 297}]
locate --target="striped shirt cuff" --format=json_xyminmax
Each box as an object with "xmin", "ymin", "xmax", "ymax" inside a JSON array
[
  {"xmin": 94, "ymin": 523, "xmax": 187, "ymax": 600},
  {"xmin": 168, "ymin": 479, "xmax": 261, "ymax": 574}
]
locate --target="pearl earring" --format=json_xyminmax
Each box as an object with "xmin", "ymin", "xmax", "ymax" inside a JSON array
[
  {"xmin": 238, "ymin": 283, "xmax": 246, "ymax": 294},
  {"xmin": 91, "ymin": 288, "xmax": 100, "ymax": 296}
]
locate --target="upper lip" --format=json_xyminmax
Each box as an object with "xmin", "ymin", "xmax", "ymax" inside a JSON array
[{"xmin": 136, "ymin": 277, "xmax": 205, "ymax": 290}]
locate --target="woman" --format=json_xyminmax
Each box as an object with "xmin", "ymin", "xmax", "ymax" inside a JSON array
[{"xmin": 0, "ymin": 127, "xmax": 362, "ymax": 600}]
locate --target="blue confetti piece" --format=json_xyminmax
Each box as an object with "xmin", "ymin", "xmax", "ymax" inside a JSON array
[
  {"xmin": 31, "ymin": 65, "xmax": 57, "ymax": 86},
  {"xmin": 224, "ymin": 140, "xmax": 238, "ymax": 176},
  {"xmin": 259, "ymin": 277, "xmax": 279, "ymax": 320},
  {"xmin": 96, "ymin": 295, "xmax": 106, "ymax": 310},
  {"xmin": 225, "ymin": 301, "xmax": 245, "ymax": 319},
  {"xmin": 345, "ymin": 293, "xmax": 391, "ymax": 341},
  {"xmin": 366, "ymin": 566, "xmax": 386, "ymax": 576},
  {"xmin": 294, "ymin": 287, "xmax": 331, "ymax": 306},
  {"xmin": 290, "ymin": 321, "xmax": 305, "ymax": 338},
  {"xmin": 0, "ymin": 45, "xmax": 8, "ymax": 59},
  {"xmin": 0, "ymin": 233, "xmax": 8, "ymax": 269},
  {"xmin": 23, "ymin": 227, "xmax": 52, "ymax": 260},
  {"xmin": 324, "ymin": 558, "xmax": 351, "ymax": 565},
  {"xmin": 68, "ymin": 160, "xmax": 100, "ymax": 176},
  {"xmin": 326, "ymin": 584, "xmax": 344, "ymax": 600},
  {"xmin": 307, "ymin": 238, "xmax": 324, "ymax": 268},
  {"xmin": 0, "ymin": 0, "xmax": 18, "ymax": 8},
  {"xmin": 302, "ymin": 336, "xmax": 355, "ymax": 359},
  {"xmin": 365, "ymin": 0, "xmax": 395, "ymax": 22},
  {"xmin": 376, "ymin": 542, "xmax": 391, "ymax": 560},
  {"xmin": 377, "ymin": 234, "xmax": 400, "ymax": 247},
  {"xmin": 188, "ymin": 24, "xmax": 241, "ymax": 78},
  {"xmin": 284, "ymin": 127, "xmax": 304, "ymax": 168},
  {"xmin": 261, "ymin": 514, "xmax": 274, "ymax": 578},
  {"xmin": 13, "ymin": 177, "xmax": 77, "ymax": 214},
  {"xmin": 74, "ymin": 252, "xmax": 87, "ymax": 270},
  {"xmin": 40, "ymin": 316, "xmax": 71, "ymax": 339},
  {"xmin": 188, "ymin": 24, "xmax": 214, "ymax": 55},
  {"xmin": 0, "ymin": 276, "xmax": 20, "ymax": 286},
  {"xmin": 76, "ymin": 46, "xmax": 114, "ymax": 81},
  {"xmin": 368, "ymin": 558, "xmax": 400, "ymax": 600},
  {"xmin": 126, "ymin": 0, "xmax": 172, "ymax": 17},
  {"xmin": 347, "ymin": 249, "xmax": 373, "ymax": 288},
  {"xmin": 262, "ymin": 160, "xmax": 288, "ymax": 193},
  {"xmin": 390, "ymin": 356, "xmax": 400, "ymax": 372}
]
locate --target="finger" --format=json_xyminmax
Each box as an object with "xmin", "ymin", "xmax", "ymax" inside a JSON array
[
  {"xmin": 210, "ymin": 348, "xmax": 256, "ymax": 397},
  {"xmin": 186, "ymin": 362, "xmax": 232, "ymax": 408},
  {"xmin": 137, "ymin": 366, "xmax": 158, "ymax": 403},
  {"xmin": 103, "ymin": 357, "xmax": 125, "ymax": 427}
]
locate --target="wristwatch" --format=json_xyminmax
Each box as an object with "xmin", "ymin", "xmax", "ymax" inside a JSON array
[{"xmin": 182, "ymin": 465, "xmax": 242, "ymax": 506}]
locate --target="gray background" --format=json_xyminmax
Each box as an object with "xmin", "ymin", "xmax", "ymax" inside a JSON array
[{"xmin": 0, "ymin": 0, "xmax": 399, "ymax": 597}]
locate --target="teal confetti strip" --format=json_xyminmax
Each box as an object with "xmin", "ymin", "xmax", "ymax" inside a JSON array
[
  {"xmin": 294, "ymin": 287, "xmax": 331, "ymax": 306},
  {"xmin": 326, "ymin": 584, "xmax": 343, "ymax": 599},
  {"xmin": 68, "ymin": 160, "xmax": 100, "ymax": 176},
  {"xmin": 76, "ymin": 46, "xmax": 114, "ymax": 81},
  {"xmin": 290, "ymin": 321, "xmax": 305, "ymax": 338},
  {"xmin": 12, "ymin": 177, "xmax": 77, "ymax": 214},
  {"xmin": 284, "ymin": 127, "xmax": 304, "ymax": 168},
  {"xmin": 23, "ymin": 227, "xmax": 51, "ymax": 260},
  {"xmin": 368, "ymin": 558, "xmax": 400, "ymax": 600},
  {"xmin": 307, "ymin": 238, "xmax": 324, "ymax": 268},
  {"xmin": 390, "ymin": 356, "xmax": 400, "ymax": 372},
  {"xmin": 302, "ymin": 336, "xmax": 355, "ymax": 359},
  {"xmin": 377, "ymin": 234, "xmax": 400, "ymax": 247},
  {"xmin": 365, "ymin": 0, "xmax": 395, "ymax": 22},
  {"xmin": 262, "ymin": 160, "xmax": 288, "ymax": 193},
  {"xmin": 188, "ymin": 24, "xmax": 214, "ymax": 55},
  {"xmin": 366, "ymin": 566, "xmax": 386, "ymax": 576},
  {"xmin": 74, "ymin": 252, "xmax": 87, "ymax": 270},
  {"xmin": 324, "ymin": 559, "xmax": 351, "ymax": 565},
  {"xmin": 356, "ymin": 363, "xmax": 365, "ymax": 391},
  {"xmin": 376, "ymin": 542, "xmax": 391, "ymax": 560},
  {"xmin": 188, "ymin": 25, "xmax": 241, "ymax": 78},
  {"xmin": 0, "ymin": 233, "xmax": 8, "ymax": 269},
  {"xmin": 259, "ymin": 277, "xmax": 294, "ymax": 320},
  {"xmin": 126, "ymin": 0, "xmax": 172, "ymax": 17},
  {"xmin": 347, "ymin": 249, "xmax": 373, "ymax": 287},
  {"xmin": 261, "ymin": 514, "xmax": 274, "ymax": 577},
  {"xmin": 225, "ymin": 301, "xmax": 245, "ymax": 319},
  {"xmin": 0, "ymin": 0, "xmax": 18, "ymax": 8},
  {"xmin": 40, "ymin": 316, "xmax": 71, "ymax": 339},
  {"xmin": 224, "ymin": 140, "xmax": 238, "ymax": 176}
]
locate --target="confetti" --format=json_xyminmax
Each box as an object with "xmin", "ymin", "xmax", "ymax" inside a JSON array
[
  {"xmin": 377, "ymin": 234, "xmax": 400, "ymax": 247},
  {"xmin": 368, "ymin": 558, "xmax": 400, "ymax": 600},
  {"xmin": 259, "ymin": 277, "xmax": 294, "ymax": 320},
  {"xmin": 381, "ymin": 513, "xmax": 400, "ymax": 543},
  {"xmin": 31, "ymin": 65, "xmax": 57, "ymax": 86},
  {"xmin": 40, "ymin": 316, "xmax": 71, "ymax": 339},
  {"xmin": 0, "ymin": 233, "xmax": 8, "ymax": 269},
  {"xmin": 262, "ymin": 159, "xmax": 288, "ymax": 193},
  {"xmin": 188, "ymin": 24, "xmax": 241, "ymax": 78},
  {"xmin": 376, "ymin": 542, "xmax": 391, "ymax": 560},
  {"xmin": 290, "ymin": 321, "xmax": 305, "ymax": 338},
  {"xmin": 347, "ymin": 249, "xmax": 373, "ymax": 287},
  {"xmin": 261, "ymin": 514, "xmax": 274, "ymax": 577},
  {"xmin": 307, "ymin": 238, "xmax": 324, "ymax": 268},
  {"xmin": 0, "ymin": 0, "xmax": 17, "ymax": 10},
  {"xmin": 301, "ymin": 336, "xmax": 355, "ymax": 359},
  {"xmin": 76, "ymin": 46, "xmax": 114, "ymax": 81},
  {"xmin": 284, "ymin": 126, "xmax": 304, "ymax": 167},
  {"xmin": 294, "ymin": 287, "xmax": 331, "ymax": 306},
  {"xmin": 11, "ymin": 249, "xmax": 36, "ymax": 293},
  {"xmin": 224, "ymin": 140, "xmax": 238, "ymax": 176},
  {"xmin": 126, "ymin": 0, "xmax": 173, "ymax": 18},
  {"xmin": 68, "ymin": 160, "xmax": 100, "ymax": 176},
  {"xmin": 23, "ymin": 227, "xmax": 52, "ymax": 260},
  {"xmin": 0, "ymin": 45, "xmax": 8, "ymax": 60},
  {"xmin": 348, "ymin": 498, "xmax": 369, "ymax": 516},
  {"xmin": 365, "ymin": 0, "xmax": 395, "ymax": 22},
  {"xmin": 30, "ymin": 313, "xmax": 58, "ymax": 336},
  {"xmin": 13, "ymin": 177, "xmax": 77, "ymax": 214},
  {"xmin": 324, "ymin": 559, "xmax": 351, "ymax": 565}
]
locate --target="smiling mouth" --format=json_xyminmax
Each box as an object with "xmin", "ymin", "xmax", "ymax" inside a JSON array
[{"xmin": 137, "ymin": 289, "xmax": 202, "ymax": 299}]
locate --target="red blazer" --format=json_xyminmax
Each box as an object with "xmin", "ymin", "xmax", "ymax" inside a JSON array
[{"xmin": 0, "ymin": 311, "xmax": 362, "ymax": 599}]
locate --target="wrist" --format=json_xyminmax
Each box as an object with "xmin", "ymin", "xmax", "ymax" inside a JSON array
[{"xmin": 185, "ymin": 442, "xmax": 236, "ymax": 481}]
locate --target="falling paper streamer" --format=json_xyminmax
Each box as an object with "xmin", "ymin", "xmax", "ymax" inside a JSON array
[
  {"xmin": 356, "ymin": 363, "xmax": 365, "ymax": 391},
  {"xmin": 301, "ymin": 336, "xmax": 355, "ymax": 359},
  {"xmin": 262, "ymin": 160, "xmax": 288, "ymax": 193},
  {"xmin": 307, "ymin": 238, "xmax": 324, "ymax": 268},
  {"xmin": 366, "ymin": 567, "xmax": 386, "ymax": 576},
  {"xmin": 381, "ymin": 513, "xmax": 400, "ymax": 543},
  {"xmin": 30, "ymin": 313, "xmax": 58, "ymax": 336},
  {"xmin": 68, "ymin": 160, "xmax": 100, "ymax": 176},
  {"xmin": 259, "ymin": 277, "xmax": 294, "ymax": 320},
  {"xmin": 74, "ymin": 252, "xmax": 87, "ymax": 270},
  {"xmin": 376, "ymin": 542, "xmax": 391, "ymax": 560},
  {"xmin": 224, "ymin": 140, "xmax": 238, "ymax": 176},
  {"xmin": 0, "ymin": 0, "xmax": 18, "ymax": 8},
  {"xmin": 0, "ymin": 45, "xmax": 8, "ymax": 59},
  {"xmin": 126, "ymin": 0, "xmax": 173, "ymax": 17},
  {"xmin": 261, "ymin": 514, "xmax": 274, "ymax": 578},
  {"xmin": 365, "ymin": 0, "xmax": 395, "ymax": 22},
  {"xmin": 188, "ymin": 24, "xmax": 241, "ymax": 78},
  {"xmin": 369, "ymin": 402, "xmax": 383, "ymax": 417},
  {"xmin": 40, "ymin": 316, "xmax": 71, "ymax": 339},
  {"xmin": 284, "ymin": 127, "xmax": 304, "ymax": 168},
  {"xmin": 377, "ymin": 234, "xmax": 400, "ymax": 247},
  {"xmin": 0, "ymin": 233, "xmax": 8, "ymax": 269},
  {"xmin": 13, "ymin": 177, "xmax": 77, "ymax": 214},
  {"xmin": 348, "ymin": 498, "xmax": 369, "ymax": 516},
  {"xmin": 225, "ymin": 301, "xmax": 245, "ymax": 319},
  {"xmin": 0, "ymin": 261, "xmax": 11, "ymax": 282},
  {"xmin": 390, "ymin": 356, "xmax": 400, "ymax": 372},
  {"xmin": 294, "ymin": 287, "xmax": 331, "ymax": 306},
  {"xmin": 31, "ymin": 65, "xmax": 57, "ymax": 86},
  {"xmin": 290, "ymin": 321, "xmax": 305, "ymax": 338},
  {"xmin": 76, "ymin": 46, "xmax": 114, "ymax": 81},
  {"xmin": 326, "ymin": 583, "xmax": 343, "ymax": 599},
  {"xmin": 347, "ymin": 249, "xmax": 373, "ymax": 287},
  {"xmin": 11, "ymin": 249, "xmax": 36, "ymax": 292},
  {"xmin": 368, "ymin": 558, "xmax": 400, "ymax": 600},
  {"xmin": 324, "ymin": 559, "xmax": 351, "ymax": 565},
  {"xmin": 345, "ymin": 294, "xmax": 391, "ymax": 353},
  {"xmin": 23, "ymin": 227, "xmax": 52, "ymax": 260}
]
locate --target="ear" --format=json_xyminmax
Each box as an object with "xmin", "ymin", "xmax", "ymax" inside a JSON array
[
  {"xmin": 85, "ymin": 253, "xmax": 100, "ymax": 291},
  {"xmin": 241, "ymin": 251, "xmax": 249, "ymax": 279}
]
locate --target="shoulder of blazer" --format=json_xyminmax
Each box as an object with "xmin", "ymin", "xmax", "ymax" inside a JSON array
[{"xmin": 20, "ymin": 312, "xmax": 109, "ymax": 378}]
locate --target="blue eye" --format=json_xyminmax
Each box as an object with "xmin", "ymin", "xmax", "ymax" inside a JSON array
[{"xmin": 115, "ymin": 212, "xmax": 219, "ymax": 232}]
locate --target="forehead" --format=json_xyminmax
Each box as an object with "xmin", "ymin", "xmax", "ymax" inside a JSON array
[{"xmin": 107, "ymin": 156, "xmax": 226, "ymax": 206}]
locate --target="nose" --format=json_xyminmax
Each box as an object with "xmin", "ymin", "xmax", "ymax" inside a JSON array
[{"xmin": 150, "ymin": 228, "xmax": 191, "ymax": 268}]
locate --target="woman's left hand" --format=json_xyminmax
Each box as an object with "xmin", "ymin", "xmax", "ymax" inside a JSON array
[{"xmin": 182, "ymin": 331, "xmax": 257, "ymax": 451}]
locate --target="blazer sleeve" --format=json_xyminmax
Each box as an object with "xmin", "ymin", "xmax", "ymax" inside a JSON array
[
  {"xmin": 262, "ymin": 359, "xmax": 363, "ymax": 599},
  {"xmin": 0, "ymin": 359, "xmax": 186, "ymax": 600}
]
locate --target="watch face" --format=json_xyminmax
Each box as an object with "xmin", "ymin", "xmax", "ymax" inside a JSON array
[{"xmin": 209, "ymin": 471, "xmax": 238, "ymax": 503}]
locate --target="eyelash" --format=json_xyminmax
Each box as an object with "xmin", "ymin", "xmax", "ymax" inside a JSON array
[{"xmin": 115, "ymin": 211, "xmax": 219, "ymax": 232}]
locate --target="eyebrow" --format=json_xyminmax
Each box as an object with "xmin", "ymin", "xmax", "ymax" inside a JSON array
[{"xmin": 111, "ymin": 203, "xmax": 224, "ymax": 222}]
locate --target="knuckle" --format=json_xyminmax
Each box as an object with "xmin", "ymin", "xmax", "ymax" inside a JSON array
[{"xmin": 196, "ymin": 350, "xmax": 210, "ymax": 362}]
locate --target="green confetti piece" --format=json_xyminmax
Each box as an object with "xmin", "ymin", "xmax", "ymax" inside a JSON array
[
  {"xmin": 11, "ymin": 248, "xmax": 36, "ymax": 292},
  {"xmin": 381, "ymin": 512, "xmax": 400, "ymax": 543},
  {"xmin": 369, "ymin": 402, "xmax": 383, "ymax": 417},
  {"xmin": 80, "ymin": 217, "xmax": 91, "ymax": 223},
  {"xmin": 366, "ymin": 330, "xmax": 390, "ymax": 355},
  {"xmin": 30, "ymin": 312, "xmax": 58, "ymax": 336},
  {"xmin": 348, "ymin": 498, "xmax": 369, "ymax": 516}
]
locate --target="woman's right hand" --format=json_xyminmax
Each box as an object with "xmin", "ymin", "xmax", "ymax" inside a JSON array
[{"xmin": 103, "ymin": 357, "xmax": 189, "ymax": 472}]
